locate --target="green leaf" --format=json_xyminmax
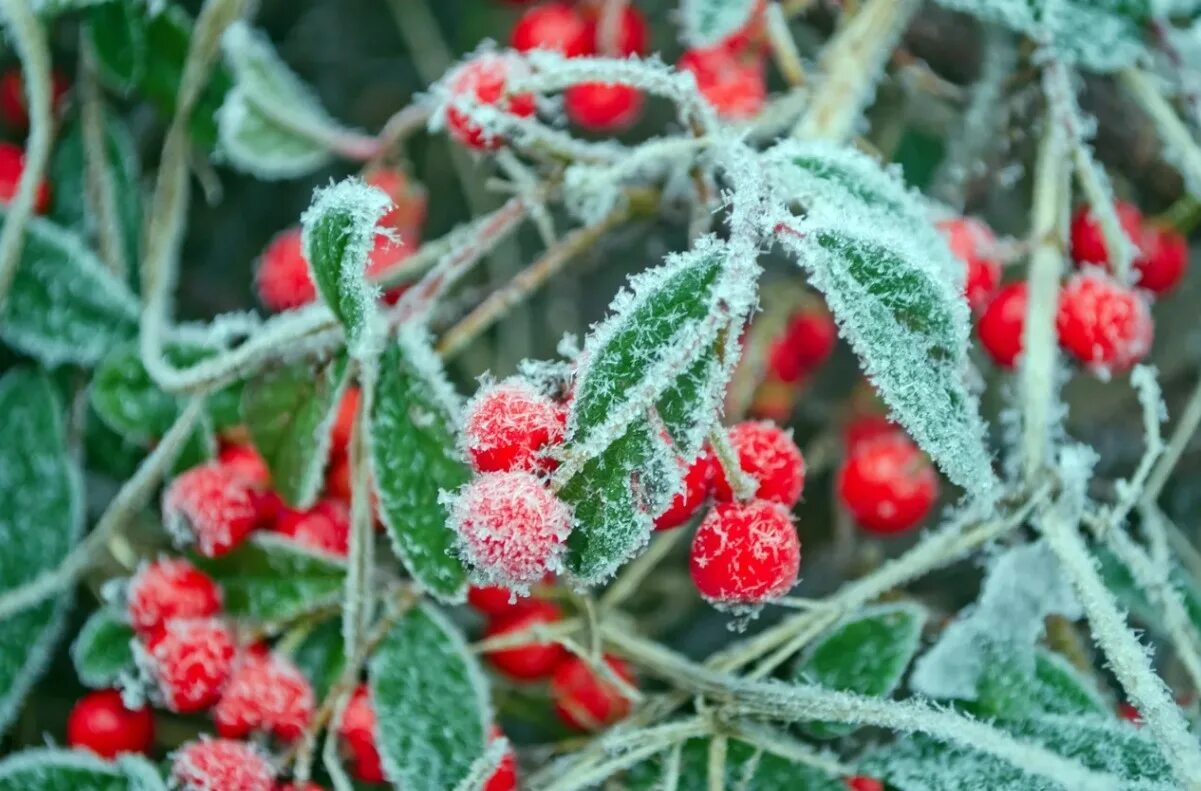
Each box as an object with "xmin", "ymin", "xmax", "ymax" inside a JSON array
[
  {"xmin": 191, "ymin": 533, "xmax": 346, "ymax": 624},
  {"xmin": 242, "ymin": 352, "xmax": 350, "ymax": 509},
  {"xmin": 974, "ymin": 648, "xmax": 1107, "ymax": 721},
  {"xmin": 0, "ymin": 370, "xmax": 83, "ymax": 735},
  {"xmin": 794, "ymin": 602, "xmax": 926, "ymax": 738},
  {"xmin": 626, "ymin": 738, "xmax": 844, "ymax": 790},
  {"xmin": 71, "ymin": 607, "xmax": 136, "ymax": 689},
  {"xmin": 371, "ymin": 327, "xmax": 470, "ymax": 602},
  {"xmin": 291, "ymin": 616, "xmax": 345, "ymax": 700},
  {"xmin": 0, "ymin": 749, "xmax": 166, "ymax": 791},
  {"xmin": 0, "ymin": 215, "xmax": 138, "ymax": 367},
  {"xmin": 1096, "ymin": 546, "xmax": 1201, "ymax": 638},
  {"xmin": 301, "ymin": 178, "xmax": 390, "ymax": 357},
  {"xmin": 369, "ymin": 604, "xmax": 490, "ymax": 791},
  {"xmin": 679, "ymin": 0, "xmax": 760, "ymax": 48},
  {"xmin": 86, "ymin": 0, "xmax": 146, "ymax": 93},
  {"xmin": 33, "ymin": 0, "xmax": 115, "ymax": 13}
]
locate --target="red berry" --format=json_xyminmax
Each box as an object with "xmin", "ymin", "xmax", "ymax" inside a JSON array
[
  {"xmin": 551, "ymin": 654, "xmax": 635, "ymax": 731},
  {"xmin": 449, "ymin": 471, "xmax": 574, "ymax": 586},
  {"xmin": 1055, "ymin": 272, "xmax": 1153, "ymax": 374},
  {"xmin": 274, "ymin": 499, "xmax": 351, "ymax": 556},
  {"xmin": 468, "ymin": 584, "xmax": 537, "ymax": 618},
  {"xmin": 0, "ymin": 142, "xmax": 49, "ymax": 214},
  {"xmin": 338, "ymin": 685, "xmax": 385, "ymax": 784},
  {"xmin": 325, "ymin": 452, "xmax": 352, "ymax": 502},
  {"xmin": 843, "ymin": 414, "xmax": 900, "ymax": 453},
  {"xmin": 768, "ymin": 308, "xmax": 838, "ymax": 383},
  {"xmin": 938, "ymin": 217, "xmax": 1002, "ymax": 313},
  {"xmin": 217, "ymin": 443, "xmax": 270, "ymax": 488},
  {"xmin": 582, "ymin": 5, "xmax": 649, "ymax": 56},
  {"xmin": 256, "ymin": 227, "xmax": 314, "ymax": 312},
  {"xmin": 279, "ymin": 784, "xmax": 325, "ymax": 791},
  {"xmin": 713, "ymin": 421, "xmax": 806, "ymax": 507},
  {"xmin": 564, "ymin": 82, "xmax": 644, "ymax": 131},
  {"xmin": 678, "ymin": 47, "xmax": 766, "ymax": 120},
  {"xmin": 0, "ymin": 68, "xmax": 69, "ymax": 130},
  {"xmin": 837, "ymin": 435, "xmax": 938, "ymax": 535},
  {"xmin": 464, "ymin": 380, "xmax": 566, "ymax": 473},
  {"xmin": 654, "ymin": 450, "xmax": 715, "ymax": 531},
  {"xmin": 170, "ymin": 738, "xmax": 274, "ymax": 791},
  {"xmin": 330, "ymin": 386, "xmax": 361, "ymax": 456},
  {"xmin": 126, "ymin": 558, "xmax": 222, "ymax": 637},
  {"xmin": 66, "ymin": 690, "xmax": 154, "ymax": 759},
  {"xmin": 976, "ymin": 282, "xmax": 1027, "ymax": 369},
  {"xmin": 689, "ymin": 500, "xmax": 800, "ymax": 604},
  {"xmin": 484, "ymin": 726, "xmax": 518, "ymax": 791},
  {"xmin": 1070, "ymin": 201, "xmax": 1143, "ymax": 268},
  {"xmin": 845, "ymin": 777, "xmax": 885, "ymax": 791},
  {"xmin": 1134, "ymin": 224, "xmax": 1188, "ymax": 295},
  {"xmin": 484, "ymin": 600, "xmax": 568, "ymax": 680},
  {"xmin": 143, "ymin": 618, "xmax": 236, "ymax": 713},
  {"xmin": 163, "ymin": 463, "xmax": 260, "ymax": 557},
  {"xmin": 446, "ymin": 55, "xmax": 537, "ymax": 151},
  {"xmin": 511, "ymin": 2, "xmax": 593, "ymax": 56},
  {"xmin": 364, "ymin": 167, "xmax": 427, "ymax": 237},
  {"xmin": 214, "ymin": 652, "xmax": 315, "ymax": 741}
]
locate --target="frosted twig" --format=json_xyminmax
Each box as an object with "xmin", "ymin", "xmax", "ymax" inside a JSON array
[
  {"xmin": 1142, "ymin": 369, "xmax": 1201, "ymax": 506},
  {"xmin": 661, "ymin": 741, "xmax": 683, "ymax": 791},
  {"xmin": 1100, "ymin": 365, "xmax": 1165, "ymax": 533},
  {"xmin": 1123, "ymin": 68, "xmax": 1201, "ymax": 199},
  {"xmin": 470, "ymin": 617, "xmax": 583, "ymax": 653},
  {"xmin": 707, "ymin": 734, "xmax": 727, "ymax": 791},
  {"xmin": 765, "ymin": 3, "xmax": 806, "ymax": 87},
  {"xmin": 528, "ymin": 718, "xmax": 710, "ymax": 791},
  {"xmin": 559, "ymin": 636, "xmax": 645, "ymax": 704},
  {"xmin": 452, "ymin": 737, "xmax": 511, "ymax": 791},
  {"xmin": 707, "ymin": 428, "xmax": 757, "ymax": 502},
  {"xmin": 319, "ymin": 688, "xmax": 355, "ymax": 791},
  {"xmin": 0, "ymin": 0, "xmax": 53, "ymax": 311},
  {"xmin": 601, "ymin": 527, "xmax": 688, "ymax": 610},
  {"xmin": 79, "ymin": 39, "xmax": 129, "ymax": 280},
  {"xmin": 342, "ymin": 362, "xmax": 375, "ymax": 655},
  {"xmin": 723, "ymin": 720, "xmax": 850, "ymax": 776}
]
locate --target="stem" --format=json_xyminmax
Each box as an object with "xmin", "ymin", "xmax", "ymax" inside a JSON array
[
  {"xmin": 708, "ymin": 428, "xmax": 757, "ymax": 502},
  {"xmin": 1142, "ymin": 369, "xmax": 1201, "ymax": 506},
  {"xmin": 1123, "ymin": 68, "xmax": 1201, "ymax": 197},
  {"xmin": 79, "ymin": 38, "xmax": 128, "ymax": 280},
  {"xmin": 765, "ymin": 3, "xmax": 806, "ymax": 87},
  {"xmin": 707, "ymin": 734, "xmax": 727, "ymax": 791},
  {"xmin": 342, "ymin": 362, "xmax": 375, "ymax": 655}
]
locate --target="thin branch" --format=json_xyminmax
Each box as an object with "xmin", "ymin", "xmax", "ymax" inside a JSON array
[
  {"xmin": 1142, "ymin": 368, "xmax": 1201, "ymax": 506},
  {"xmin": 79, "ymin": 38, "xmax": 129, "ymax": 280},
  {"xmin": 707, "ymin": 734, "xmax": 727, "ymax": 791},
  {"xmin": 1123, "ymin": 68, "xmax": 1201, "ymax": 198},
  {"xmin": 765, "ymin": 3, "xmax": 806, "ymax": 87}
]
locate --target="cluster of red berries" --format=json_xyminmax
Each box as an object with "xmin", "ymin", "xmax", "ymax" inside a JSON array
[
  {"xmin": 678, "ymin": 2, "xmax": 769, "ymax": 120},
  {"xmin": 255, "ymin": 168, "xmax": 426, "ymax": 312},
  {"xmin": 767, "ymin": 304, "xmax": 838, "ymax": 385}
]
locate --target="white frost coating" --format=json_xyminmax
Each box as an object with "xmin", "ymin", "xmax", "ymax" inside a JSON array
[
  {"xmin": 396, "ymin": 322, "xmax": 464, "ymax": 425},
  {"xmin": 0, "ymin": 747, "xmax": 163, "ymax": 789},
  {"xmin": 679, "ymin": 0, "xmax": 759, "ymax": 47},
  {"xmin": 910, "ymin": 541, "xmax": 1081, "ymax": 701},
  {"xmin": 563, "ymin": 138, "xmax": 704, "ymax": 225}
]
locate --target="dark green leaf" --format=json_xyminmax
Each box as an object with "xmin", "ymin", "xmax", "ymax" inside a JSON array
[
  {"xmin": 71, "ymin": 607, "xmax": 135, "ymax": 689},
  {"xmin": 973, "ymin": 648, "xmax": 1107, "ymax": 721},
  {"xmin": 86, "ymin": 0, "xmax": 147, "ymax": 93},
  {"xmin": 0, "ymin": 749, "xmax": 165, "ymax": 791},
  {"xmin": 626, "ymin": 738, "xmax": 844, "ymax": 791},
  {"xmin": 291, "ymin": 616, "xmax": 345, "ymax": 700}
]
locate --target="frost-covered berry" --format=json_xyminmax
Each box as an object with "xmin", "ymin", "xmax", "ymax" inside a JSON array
[
  {"xmin": 689, "ymin": 500, "xmax": 800, "ymax": 604},
  {"xmin": 446, "ymin": 55, "xmax": 538, "ymax": 151},
  {"xmin": 255, "ymin": 227, "xmax": 314, "ymax": 312},
  {"xmin": 217, "ymin": 443, "xmax": 270, "ymax": 488},
  {"xmin": 126, "ymin": 558, "xmax": 222, "ymax": 637},
  {"xmin": 845, "ymin": 777, "xmax": 885, "ymax": 791},
  {"xmin": 213, "ymin": 652, "xmax": 315, "ymax": 741},
  {"xmin": 511, "ymin": 2, "xmax": 593, "ymax": 56},
  {"xmin": 338, "ymin": 685, "xmax": 385, "ymax": 784},
  {"xmin": 678, "ymin": 46, "xmax": 766, "ymax": 120},
  {"xmin": 768, "ymin": 308, "xmax": 838, "ymax": 383},
  {"xmin": 483, "ymin": 600, "xmax": 568, "ymax": 680},
  {"xmin": 66, "ymin": 689, "xmax": 154, "ymax": 759},
  {"xmin": 1070, "ymin": 201, "xmax": 1143, "ymax": 268},
  {"xmin": 551, "ymin": 654, "xmax": 635, "ymax": 731},
  {"xmin": 143, "ymin": 617, "xmax": 236, "ymax": 713},
  {"xmin": 0, "ymin": 142, "xmax": 49, "ymax": 214},
  {"xmin": 463, "ymin": 380, "xmax": 566, "ymax": 473},
  {"xmin": 449, "ymin": 471, "xmax": 573, "ymax": 586},
  {"xmin": 274, "ymin": 499, "xmax": 351, "ymax": 556},
  {"xmin": 1055, "ymin": 272, "xmax": 1153, "ymax": 374},
  {"xmin": 582, "ymin": 4, "xmax": 649, "ymax": 56},
  {"xmin": 163, "ymin": 463, "xmax": 260, "ymax": 557},
  {"xmin": 330, "ymin": 386, "xmax": 361, "ymax": 456},
  {"xmin": 976, "ymin": 281, "xmax": 1027, "ymax": 369},
  {"xmin": 485, "ymin": 726, "xmax": 518, "ymax": 791},
  {"xmin": 654, "ymin": 450, "xmax": 715, "ymax": 531},
  {"xmin": 713, "ymin": 421, "xmax": 806, "ymax": 506},
  {"xmin": 564, "ymin": 82, "xmax": 644, "ymax": 131},
  {"xmin": 170, "ymin": 738, "xmax": 274, "ymax": 791},
  {"xmin": 0, "ymin": 68, "xmax": 68, "ymax": 130},
  {"xmin": 938, "ymin": 217, "xmax": 1002, "ymax": 313},
  {"xmin": 468, "ymin": 583, "xmax": 537, "ymax": 618},
  {"xmin": 837, "ymin": 435, "xmax": 938, "ymax": 535},
  {"xmin": 1071, "ymin": 202, "xmax": 1189, "ymax": 295}
]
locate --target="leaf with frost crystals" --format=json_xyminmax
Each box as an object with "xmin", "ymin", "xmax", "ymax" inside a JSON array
[
  {"xmin": 679, "ymin": 0, "xmax": 759, "ymax": 47},
  {"xmin": 371, "ymin": 326, "xmax": 470, "ymax": 602},
  {"xmin": 0, "ymin": 370, "xmax": 83, "ymax": 736},
  {"xmin": 301, "ymin": 178, "xmax": 390, "ymax": 358},
  {"xmin": 1095, "ymin": 546, "xmax": 1201, "ymax": 640},
  {"xmin": 0, "ymin": 749, "xmax": 166, "ymax": 791},
  {"xmin": 973, "ymin": 648, "xmax": 1107, "ymax": 720},
  {"xmin": 0, "ymin": 214, "xmax": 137, "ymax": 367},
  {"xmin": 369, "ymin": 604, "xmax": 490, "ymax": 791},
  {"xmin": 626, "ymin": 738, "xmax": 844, "ymax": 790},
  {"xmin": 71, "ymin": 607, "xmax": 136, "ymax": 689},
  {"xmin": 794, "ymin": 602, "xmax": 926, "ymax": 738}
]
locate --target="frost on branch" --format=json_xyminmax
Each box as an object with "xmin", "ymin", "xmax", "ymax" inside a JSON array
[
  {"xmin": 0, "ymin": 369, "xmax": 83, "ymax": 736},
  {"xmin": 626, "ymin": 738, "xmax": 844, "ymax": 790},
  {"xmin": 0, "ymin": 747, "xmax": 167, "ymax": 791},
  {"xmin": 764, "ymin": 141, "xmax": 997, "ymax": 499},
  {"xmin": 679, "ymin": 0, "xmax": 760, "ymax": 48}
]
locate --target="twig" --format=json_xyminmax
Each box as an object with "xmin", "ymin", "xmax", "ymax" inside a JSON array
[
  {"xmin": 1123, "ymin": 68, "xmax": 1201, "ymax": 198},
  {"xmin": 723, "ymin": 720, "xmax": 850, "ymax": 776},
  {"xmin": 765, "ymin": 3, "xmax": 806, "ymax": 87},
  {"xmin": 1142, "ymin": 369, "xmax": 1201, "ymax": 506},
  {"xmin": 707, "ymin": 428, "xmax": 757, "ymax": 502},
  {"xmin": 707, "ymin": 734, "xmax": 727, "ymax": 791},
  {"xmin": 79, "ymin": 38, "xmax": 129, "ymax": 280},
  {"xmin": 529, "ymin": 718, "xmax": 710, "ymax": 791},
  {"xmin": 342, "ymin": 361, "xmax": 375, "ymax": 655},
  {"xmin": 600, "ymin": 527, "xmax": 688, "ymax": 611}
]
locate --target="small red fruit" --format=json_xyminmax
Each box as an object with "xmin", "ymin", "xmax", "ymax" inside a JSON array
[
  {"xmin": 0, "ymin": 142, "xmax": 49, "ymax": 213},
  {"xmin": 217, "ymin": 443, "xmax": 270, "ymax": 488},
  {"xmin": 1055, "ymin": 272, "xmax": 1153, "ymax": 374},
  {"xmin": 484, "ymin": 725, "xmax": 518, "ymax": 791},
  {"xmin": 338, "ymin": 685, "xmax": 385, "ymax": 784},
  {"xmin": 214, "ymin": 652, "xmax": 315, "ymax": 741},
  {"xmin": 464, "ymin": 380, "xmax": 566, "ymax": 473},
  {"xmin": 66, "ymin": 690, "xmax": 154, "ymax": 759},
  {"xmin": 364, "ymin": 167, "xmax": 427, "ymax": 237},
  {"xmin": 0, "ymin": 69, "xmax": 69, "ymax": 130},
  {"xmin": 582, "ymin": 5, "xmax": 649, "ymax": 56},
  {"xmin": 976, "ymin": 282, "xmax": 1027, "ymax": 369},
  {"xmin": 1070, "ymin": 201, "xmax": 1143, "ymax": 269},
  {"xmin": 837, "ymin": 435, "xmax": 938, "ymax": 535},
  {"xmin": 468, "ymin": 584, "xmax": 537, "ymax": 618},
  {"xmin": 511, "ymin": 2, "xmax": 593, "ymax": 56},
  {"xmin": 255, "ymin": 227, "xmax": 314, "ymax": 312},
  {"xmin": 768, "ymin": 308, "xmax": 838, "ymax": 383},
  {"xmin": 551, "ymin": 654, "xmax": 635, "ymax": 730},
  {"xmin": 170, "ymin": 738, "xmax": 274, "ymax": 791},
  {"xmin": 325, "ymin": 452, "xmax": 351, "ymax": 502},
  {"xmin": 678, "ymin": 47, "xmax": 766, "ymax": 120},
  {"xmin": 483, "ymin": 600, "xmax": 568, "ymax": 680},
  {"xmin": 274, "ymin": 499, "xmax": 351, "ymax": 556},
  {"xmin": 449, "ymin": 471, "xmax": 574, "ymax": 586},
  {"xmin": 845, "ymin": 777, "xmax": 885, "ymax": 791},
  {"xmin": 938, "ymin": 217, "xmax": 1002, "ymax": 312},
  {"xmin": 654, "ymin": 450, "xmax": 715, "ymax": 531},
  {"xmin": 126, "ymin": 558, "xmax": 222, "ymax": 637},
  {"xmin": 143, "ymin": 618, "xmax": 236, "ymax": 713},
  {"xmin": 162, "ymin": 463, "xmax": 260, "ymax": 557},
  {"xmin": 689, "ymin": 499, "xmax": 800, "ymax": 604},
  {"xmin": 564, "ymin": 82, "xmax": 644, "ymax": 131},
  {"xmin": 713, "ymin": 421, "xmax": 806, "ymax": 507},
  {"xmin": 446, "ymin": 55, "xmax": 538, "ymax": 151},
  {"xmin": 330, "ymin": 386, "xmax": 360, "ymax": 456},
  {"xmin": 1135, "ymin": 224, "xmax": 1188, "ymax": 295}
]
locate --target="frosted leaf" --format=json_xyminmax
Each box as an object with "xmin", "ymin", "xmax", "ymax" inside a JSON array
[
  {"xmin": 370, "ymin": 325, "xmax": 470, "ymax": 602},
  {"xmin": 0, "ymin": 213, "xmax": 138, "ymax": 368},
  {"xmin": 0, "ymin": 748, "xmax": 166, "ymax": 791},
  {"xmin": 679, "ymin": 0, "xmax": 760, "ymax": 47},
  {"xmin": 974, "ymin": 648, "xmax": 1108, "ymax": 720},
  {"xmin": 301, "ymin": 178, "xmax": 391, "ymax": 359},
  {"xmin": 190, "ymin": 533, "xmax": 346, "ymax": 624},
  {"xmin": 241, "ymin": 352, "xmax": 350, "ymax": 509},
  {"xmin": 0, "ymin": 370, "xmax": 83, "ymax": 736},
  {"xmin": 1095, "ymin": 546, "xmax": 1201, "ymax": 639},
  {"xmin": 369, "ymin": 604, "xmax": 490, "ymax": 791},
  {"xmin": 71, "ymin": 606, "xmax": 136, "ymax": 689},
  {"xmin": 911, "ymin": 541, "xmax": 1081, "ymax": 701},
  {"xmin": 625, "ymin": 738, "xmax": 844, "ymax": 790},
  {"xmin": 794, "ymin": 602, "xmax": 927, "ymax": 739}
]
